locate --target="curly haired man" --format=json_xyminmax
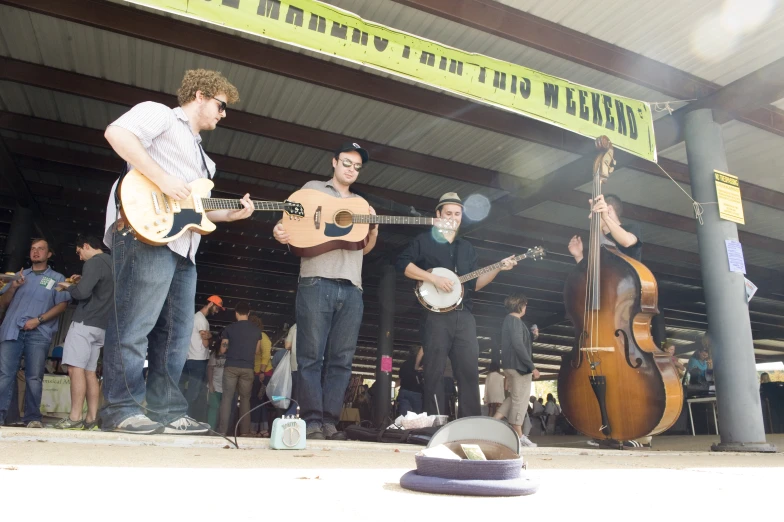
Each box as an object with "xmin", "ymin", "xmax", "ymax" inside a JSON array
[{"xmin": 100, "ymin": 69, "xmax": 255, "ymax": 434}]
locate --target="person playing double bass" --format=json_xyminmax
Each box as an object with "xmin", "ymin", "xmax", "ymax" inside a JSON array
[
  {"xmin": 568, "ymin": 194, "xmax": 642, "ymax": 265},
  {"xmin": 567, "ymin": 193, "xmax": 653, "ymax": 449}
]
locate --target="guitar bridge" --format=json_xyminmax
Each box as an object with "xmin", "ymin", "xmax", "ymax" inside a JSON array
[{"xmin": 314, "ymin": 206, "xmax": 321, "ymax": 230}]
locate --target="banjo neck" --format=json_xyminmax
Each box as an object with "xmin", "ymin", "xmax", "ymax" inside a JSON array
[{"xmin": 457, "ymin": 251, "xmax": 533, "ymax": 284}]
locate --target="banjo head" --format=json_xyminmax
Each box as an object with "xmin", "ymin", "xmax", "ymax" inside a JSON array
[{"xmin": 415, "ymin": 267, "xmax": 463, "ymax": 313}]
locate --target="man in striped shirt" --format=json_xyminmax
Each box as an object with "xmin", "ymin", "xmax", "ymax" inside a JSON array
[{"xmin": 100, "ymin": 69, "xmax": 254, "ymax": 435}]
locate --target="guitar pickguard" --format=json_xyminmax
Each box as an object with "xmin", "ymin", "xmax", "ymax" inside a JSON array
[
  {"xmin": 163, "ymin": 209, "xmax": 202, "ymax": 239},
  {"xmin": 324, "ymin": 222, "xmax": 353, "ymax": 238}
]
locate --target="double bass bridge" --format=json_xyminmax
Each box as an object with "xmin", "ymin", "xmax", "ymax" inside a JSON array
[{"xmin": 580, "ymin": 347, "xmax": 615, "ymax": 352}]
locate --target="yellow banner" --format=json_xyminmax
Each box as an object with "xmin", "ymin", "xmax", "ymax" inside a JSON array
[
  {"xmin": 714, "ymin": 170, "xmax": 745, "ymax": 225},
  {"xmin": 128, "ymin": 0, "xmax": 657, "ymax": 162}
]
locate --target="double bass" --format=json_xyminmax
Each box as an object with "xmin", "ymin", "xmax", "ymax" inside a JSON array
[{"xmin": 558, "ymin": 136, "xmax": 683, "ymax": 442}]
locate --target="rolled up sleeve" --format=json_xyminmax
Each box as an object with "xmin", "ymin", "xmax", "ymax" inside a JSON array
[{"xmin": 396, "ymin": 235, "xmax": 422, "ymax": 274}]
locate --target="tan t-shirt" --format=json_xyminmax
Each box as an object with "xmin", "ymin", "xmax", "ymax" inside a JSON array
[{"xmin": 297, "ymin": 179, "xmax": 364, "ymax": 290}]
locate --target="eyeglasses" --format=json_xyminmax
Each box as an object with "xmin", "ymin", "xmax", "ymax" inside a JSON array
[
  {"xmin": 212, "ymin": 97, "xmax": 227, "ymax": 114},
  {"xmin": 339, "ymin": 157, "xmax": 363, "ymax": 171}
]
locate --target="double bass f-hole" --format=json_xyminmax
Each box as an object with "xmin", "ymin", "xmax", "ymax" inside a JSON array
[{"xmin": 616, "ymin": 329, "xmax": 642, "ymax": 369}]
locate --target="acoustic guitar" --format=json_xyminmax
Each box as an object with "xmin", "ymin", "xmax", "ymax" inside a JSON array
[
  {"xmin": 119, "ymin": 169, "xmax": 304, "ymax": 246},
  {"xmin": 282, "ymin": 188, "xmax": 457, "ymax": 257},
  {"xmin": 415, "ymin": 247, "xmax": 545, "ymax": 312}
]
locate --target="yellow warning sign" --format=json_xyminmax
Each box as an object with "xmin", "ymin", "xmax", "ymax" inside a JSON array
[{"xmin": 714, "ymin": 170, "xmax": 745, "ymax": 225}]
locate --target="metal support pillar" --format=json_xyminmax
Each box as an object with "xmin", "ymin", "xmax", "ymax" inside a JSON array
[
  {"xmin": 682, "ymin": 109, "xmax": 775, "ymax": 452},
  {"xmin": 1, "ymin": 205, "xmax": 33, "ymax": 273},
  {"xmin": 372, "ymin": 264, "xmax": 396, "ymax": 428}
]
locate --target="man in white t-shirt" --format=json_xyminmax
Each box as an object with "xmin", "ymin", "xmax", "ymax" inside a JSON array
[{"xmin": 179, "ymin": 295, "xmax": 224, "ymax": 418}]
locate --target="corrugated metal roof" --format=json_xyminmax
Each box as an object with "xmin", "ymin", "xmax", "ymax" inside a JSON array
[
  {"xmin": 660, "ymin": 120, "xmax": 784, "ymax": 193},
  {"xmin": 0, "ymin": 4, "xmax": 578, "ymax": 183},
  {"xmin": 575, "ymin": 168, "xmax": 696, "ymax": 218},
  {"xmin": 575, "ymin": 169, "xmax": 784, "ymax": 242},
  {"xmin": 495, "ymin": 0, "xmax": 784, "ymax": 86},
  {"xmin": 323, "ymin": 0, "xmax": 672, "ymax": 104}
]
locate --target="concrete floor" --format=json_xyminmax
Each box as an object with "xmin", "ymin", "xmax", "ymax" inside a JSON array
[{"xmin": 1, "ymin": 428, "xmax": 781, "ymax": 520}]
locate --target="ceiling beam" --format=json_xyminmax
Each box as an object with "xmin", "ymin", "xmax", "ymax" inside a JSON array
[
  {"xmin": 654, "ymin": 56, "xmax": 784, "ymax": 150},
  {"xmin": 0, "ymin": 111, "xmax": 439, "ymax": 211},
  {"xmin": 0, "ymin": 57, "xmax": 518, "ymax": 191},
  {"xmin": 0, "ymin": 0, "xmax": 595, "ymax": 152}
]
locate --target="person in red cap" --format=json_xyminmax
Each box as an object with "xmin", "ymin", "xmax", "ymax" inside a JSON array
[{"xmin": 178, "ymin": 296, "xmax": 224, "ymax": 420}]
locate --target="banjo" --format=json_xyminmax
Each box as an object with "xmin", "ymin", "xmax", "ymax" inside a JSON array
[{"xmin": 415, "ymin": 247, "xmax": 546, "ymax": 313}]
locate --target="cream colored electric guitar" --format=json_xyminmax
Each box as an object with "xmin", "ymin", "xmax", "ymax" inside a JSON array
[{"xmin": 118, "ymin": 169, "xmax": 304, "ymax": 246}]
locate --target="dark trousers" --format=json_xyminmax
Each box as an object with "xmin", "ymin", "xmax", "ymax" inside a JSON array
[{"xmin": 422, "ymin": 310, "xmax": 481, "ymax": 418}]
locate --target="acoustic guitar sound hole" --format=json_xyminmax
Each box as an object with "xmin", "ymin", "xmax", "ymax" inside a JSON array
[{"xmin": 334, "ymin": 210, "xmax": 354, "ymax": 228}]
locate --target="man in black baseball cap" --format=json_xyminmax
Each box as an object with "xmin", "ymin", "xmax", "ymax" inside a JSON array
[
  {"xmin": 272, "ymin": 140, "xmax": 376, "ymax": 441},
  {"xmin": 333, "ymin": 141, "xmax": 369, "ymax": 164}
]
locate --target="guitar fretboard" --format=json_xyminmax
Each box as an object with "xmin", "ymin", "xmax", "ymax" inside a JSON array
[
  {"xmin": 351, "ymin": 215, "xmax": 445, "ymax": 226},
  {"xmin": 201, "ymin": 198, "xmax": 286, "ymax": 211},
  {"xmin": 457, "ymin": 252, "xmax": 531, "ymax": 283}
]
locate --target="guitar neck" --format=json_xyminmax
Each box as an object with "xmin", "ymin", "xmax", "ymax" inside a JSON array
[
  {"xmin": 351, "ymin": 215, "xmax": 443, "ymax": 226},
  {"xmin": 457, "ymin": 252, "xmax": 530, "ymax": 283},
  {"xmin": 201, "ymin": 198, "xmax": 287, "ymax": 212}
]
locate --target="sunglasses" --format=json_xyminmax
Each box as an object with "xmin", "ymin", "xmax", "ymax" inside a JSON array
[
  {"xmin": 339, "ymin": 157, "xmax": 363, "ymax": 171},
  {"xmin": 212, "ymin": 97, "xmax": 227, "ymax": 113}
]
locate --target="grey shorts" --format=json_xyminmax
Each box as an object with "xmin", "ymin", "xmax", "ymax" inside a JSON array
[{"xmin": 62, "ymin": 321, "xmax": 105, "ymax": 372}]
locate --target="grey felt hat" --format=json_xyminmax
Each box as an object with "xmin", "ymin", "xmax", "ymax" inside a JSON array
[{"xmin": 399, "ymin": 417, "xmax": 539, "ymax": 497}]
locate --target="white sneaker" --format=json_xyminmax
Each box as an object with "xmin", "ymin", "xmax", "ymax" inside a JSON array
[
  {"xmin": 163, "ymin": 417, "xmax": 209, "ymax": 435},
  {"xmin": 113, "ymin": 415, "xmax": 164, "ymax": 435},
  {"xmin": 520, "ymin": 435, "xmax": 537, "ymax": 448}
]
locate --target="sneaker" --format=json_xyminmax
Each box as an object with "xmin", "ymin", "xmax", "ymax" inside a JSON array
[
  {"xmin": 54, "ymin": 418, "xmax": 84, "ymax": 430},
  {"xmin": 113, "ymin": 415, "xmax": 164, "ymax": 435},
  {"xmin": 163, "ymin": 417, "xmax": 209, "ymax": 435},
  {"xmin": 323, "ymin": 423, "xmax": 346, "ymax": 441},
  {"xmin": 83, "ymin": 420, "xmax": 100, "ymax": 431},
  {"xmin": 306, "ymin": 425, "xmax": 325, "ymax": 440},
  {"xmin": 622, "ymin": 439, "xmax": 652, "ymax": 449},
  {"xmin": 26, "ymin": 421, "xmax": 44, "ymax": 429},
  {"xmin": 519, "ymin": 435, "xmax": 537, "ymax": 448}
]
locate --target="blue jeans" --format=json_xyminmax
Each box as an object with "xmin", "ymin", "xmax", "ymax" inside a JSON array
[
  {"xmin": 296, "ymin": 277, "xmax": 363, "ymax": 428},
  {"xmin": 397, "ymin": 388, "xmax": 423, "ymax": 417},
  {"xmin": 178, "ymin": 359, "xmax": 207, "ymax": 417},
  {"xmin": 0, "ymin": 329, "xmax": 51, "ymax": 423},
  {"xmin": 100, "ymin": 236, "xmax": 196, "ymax": 430}
]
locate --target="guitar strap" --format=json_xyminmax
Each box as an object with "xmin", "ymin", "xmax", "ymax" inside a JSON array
[{"xmin": 198, "ymin": 144, "xmax": 215, "ymax": 179}]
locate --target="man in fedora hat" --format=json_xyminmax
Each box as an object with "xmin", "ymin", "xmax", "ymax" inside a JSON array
[
  {"xmin": 179, "ymin": 295, "xmax": 224, "ymax": 419},
  {"xmin": 396, "ymin": 192, "xmax": 518, "ymax": 418}
]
